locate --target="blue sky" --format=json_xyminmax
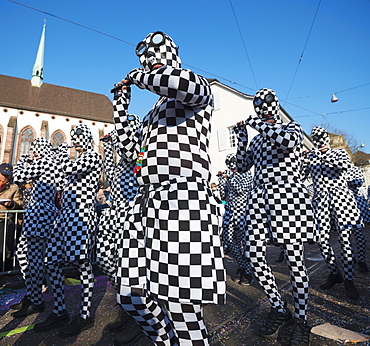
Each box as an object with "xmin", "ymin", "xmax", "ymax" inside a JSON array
[{"xmin": 2, "ymin": 0, "xmax": 370, "ymax": 152}]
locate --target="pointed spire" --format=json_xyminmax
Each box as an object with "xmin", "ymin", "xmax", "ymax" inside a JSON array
[{"xmin": 31, "ymin": 20, "xmax": 46, "ymax": 87}]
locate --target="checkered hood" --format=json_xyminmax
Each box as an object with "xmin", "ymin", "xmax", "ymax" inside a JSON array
[
  {"xmin": 138, "ymin": 31, "xmax": 181, "ymax": 72},
  {"xmin": 311, "ymin": 126, "xmax": 330, "ymax": 148},
  {"xmin": 30, "ymin": 137, "xmax": 53, "ymax": 157},
  {"xmin": 225, "ymin": 153, "xmax": 236, "ymax": 170},
  {"xmin": 253, "ymin": 88, "xmax": 281, "ymax": 122},
  {"xmin": 70, "ymin": 124, "xmax": 93, "ymax": 151}
]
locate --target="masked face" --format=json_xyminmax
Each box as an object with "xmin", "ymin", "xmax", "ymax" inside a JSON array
[
  {"xmin": 225, "ymin": 153, "xmax": 236, "ymax": 170},
  {"xmin": 311, "ymin": 126, "xmax": 330, "ymax": 148},
  {"xmin": 253, "ymin": 88, "xmax": 280, "ymax": 122},
  {"xmin": 135, "ymin": 31, "xmax": 181, "ymax": 72},
  {"xmin": 70, "ymin": 124, "xmax": 93, "ymax": 151},
  {"xmin": 30, "ymin": 137, "xmax": 53, "ymax": 157}
]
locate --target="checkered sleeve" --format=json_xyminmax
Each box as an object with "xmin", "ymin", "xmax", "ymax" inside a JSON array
[
  {"xmin": 217, "ymin": 174, "xmax": 227, "ymax": 201},
  {"xmin": 346, "ymin": 166, "xmax": 365, "ymax": 190},
  {"xmin": 320, "ymin": 148, "xmax": 352, "ymax": 170},
  {"xmin": 247, "ymin": 115, "xmax": 303, "ymax": 150},
  {"xmin": 58, "ymin": 150, "xmax": 102, "ymax": 176},
  {"xmin": 234, "ymin": 122, "xmax": 254, "ymax": 173},
  {"xmin": 229, "ymin": 172, "xmax": 253, "ymax": 195},
  {"xmin": 103, "ymin": 142, "xmax": 116, "ymax": 183},
  {"xmin": 13, "ymin": 155, "xmax": 49, "ymax": 183},
  {"xmin": 13, "ymin": 154, "xmax": 32, "ymax": 183},
  {"xmin": 113, "ymin": 94, "xmax": 142, "ymax": 161},
  {"xmin": 126, "ymin": 66, "xmax": 212, "ymax": 108}
]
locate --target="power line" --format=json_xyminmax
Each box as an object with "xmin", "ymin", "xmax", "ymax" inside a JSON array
[
  {"xmin": 334, "ymin": 82, "xmax": 370, "ymax": 95},
  {"xmin": 8, "ymin": 0, "xmax": 136, "ymax": 46},
  {"xmin": 283, "ymin": 0, "xmax": 322, "ymax": 106},
  {"xmin": 228, "ymin": 0, "xmax": 258, "ymax": 89}
]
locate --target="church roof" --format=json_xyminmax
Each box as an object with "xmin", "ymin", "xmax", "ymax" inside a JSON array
[{"xmin": 0, "ymin": 74, "xmax": 113, "ymax": 123}]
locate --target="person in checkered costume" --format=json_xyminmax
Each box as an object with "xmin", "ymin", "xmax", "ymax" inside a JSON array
[
  {"xmin": 112, "ymin": 31, "xmax": 226, "ymax": 345},
  {"xmin": 302, "ymin": 126, "xmax": 361, "ymax": 300},
  {"xmin": 216, "ymin": 153, "xmax": 254, "ymax": 286},
  {"xmin": 234, "ymin": 88, "xmax": 315, "ymax": 345},
  {"xmin": 95, "ymin": 128, "xmax": 140, "ymax": 336},
  {"xmin": 11, "ymin": 138, "xmax": 62, "ymax": 318},
  {"xmin": 34, "ymin": 124, "xmax": 103, "ymax": 337},
  {"xmin": 346, "ymin": 165, "xmax": 369, "ymax": 273}
]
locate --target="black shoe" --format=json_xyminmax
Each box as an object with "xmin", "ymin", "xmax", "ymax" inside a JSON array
[
  {"xmin": 59, "ymin": 316, "xmax": 94, "ymax": 338},
  {"xmin": 276, "ymin": 250, "xmax": 285, "ymax": 263},
  {"xmin": 10, "ymin": 296, "xmax": 31, "ymax": 310},
  {"xmin": 108, "ymin": 308, "xmax": 128, "ymax": 333},
  {"xmin": 290, "ymin": 319, "xmax": 311, "ymax": 346},
  {"xmin": 239, "ymin": 273, "xmax": 254, "ymax": 286},
  {"xmin": 232, "ymin": 268, "xmax": 243, "ymax": 282},
  {"xmin": 259, "ymin": 305, "xmax": 294, "ymax": 339},
  {"xmin": 34, "ymin": 311, "xmax": 70, "ymax": 332},
  {"xmin": 344, "ymin": 279, "xmax": 359, "ymax": 299},
  {"xmin": 358, "ymin": 261, "xmax": 369, "ymax": 273},
  {"xmin": 11, "ymin": 302, "xmax": 44, "ymax": 318},
  {"xmin": 114, "ymin": 328, "xmax": 143, "ymax": 346},
  {"xmin": 319, "ymin": 272, "xmax": 343, "ymax": 289}
]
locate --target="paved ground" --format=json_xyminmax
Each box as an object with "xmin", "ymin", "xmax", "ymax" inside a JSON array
[{"xmin": 0, "ymin": 227, "xmax": 369, "ymax": 346}]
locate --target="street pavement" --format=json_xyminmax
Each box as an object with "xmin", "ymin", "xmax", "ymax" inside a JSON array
[{"xmin": 0, "ymin": 227, "xmax": 369, "ymax": 346}]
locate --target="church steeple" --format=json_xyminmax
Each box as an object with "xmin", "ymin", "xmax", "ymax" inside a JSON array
[{"xmin": 31, "ymin": 20, "xmax": 46, "ymax": 88}]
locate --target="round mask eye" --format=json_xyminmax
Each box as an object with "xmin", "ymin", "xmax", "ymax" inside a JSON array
[
  {"xmin": 151, "ymin": 32, "xmax": 165, "ymax": 46},
  {"xmin": 135, "ymin": 42, "xmax": 146, "ymax": 56},
  {"xmin": 72, "ymin": 128, "xmax": 83, "ymax": 137},
  {"xmin": 253, "ymin": 97, "xmax": 263, "ymax": 107},
  {"xmin": 265, "ymin": 94, "xmax": 275, "ymax": 104}
]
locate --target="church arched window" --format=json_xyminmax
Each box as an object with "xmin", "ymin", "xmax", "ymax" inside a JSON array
[
  {"xmin": 51, "ymin": 130, "xmax": 65, "ymax": 149},
  {"xmin": 18, "ymin": 127, "xmax": 35, "ymax": 158}
]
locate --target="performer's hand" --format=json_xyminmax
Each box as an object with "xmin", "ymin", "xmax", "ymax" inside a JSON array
[
  {"xmin": 233, "ymin": 121, "xmax": 246, "ymax": 134},
  {"xmin": 57, "ymin": 142, "xmax": 69, "ymax": 153},
  {"xmin": 19, "ymin": 154, "xmax": 31, "ymax": 163}
]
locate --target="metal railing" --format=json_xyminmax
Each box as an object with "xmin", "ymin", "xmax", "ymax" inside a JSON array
[
  {"xmin": 0, "ymin": 209, "xmax": 98, "ymax": 276},
  {"xmin": 0, "ymin": 209, "xmax": 24, "ymax": 275}
]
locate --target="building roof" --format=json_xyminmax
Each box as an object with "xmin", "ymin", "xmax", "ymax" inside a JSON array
[
  {"xmin": 0, "ymin": 74, "xmax": 113, "ymax": 123},
  {"xmin": 354, "ymin": 150, "xmax": 370, "ymax": 166}
]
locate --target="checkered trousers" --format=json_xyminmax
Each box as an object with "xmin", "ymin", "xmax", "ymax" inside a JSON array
[
  {"xmin": 114, "ymin": 65, "xmax": 213, "ymax": 185},
  {"xmin": 116, "ymin": 177, "xmax": 226, "ymax": 305},
  {"xmin": 234, "ymin": 119, "xmax": 316, "ymax": 244},
  {"xmin": 13, "ymin": 154, "xmax": 61, "ymax": 238},
  {"xmin": 346, "ymin": 166, "xmax": 370, "ymax": 223}
]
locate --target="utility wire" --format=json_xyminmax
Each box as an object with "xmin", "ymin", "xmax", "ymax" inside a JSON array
[
  {"xmin": 8, "ymin": 0, "xmax": 136, "ymax": 46},
  {"xmin": 283, "ymin": 0, "xmax": 322, "ymax": 106},
  {"xmin": 228, "ymin": 0, "xmax": 258, "ymax": 89},
  {"xmin": 334, "ymin": 82, "xmax": 370, "ymax": 95}
]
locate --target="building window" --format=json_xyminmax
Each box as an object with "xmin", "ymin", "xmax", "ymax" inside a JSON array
[
  {"xmin": 51, "ymin": 131, "xmax": 65, "ymax": 149},
  {"xmin": 19, "ymin": 127, "xmax": 35, "ymax": 157},
  {"xmin": 228, "ymin": 126, "xmax": 236, "ymax": 148}
]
